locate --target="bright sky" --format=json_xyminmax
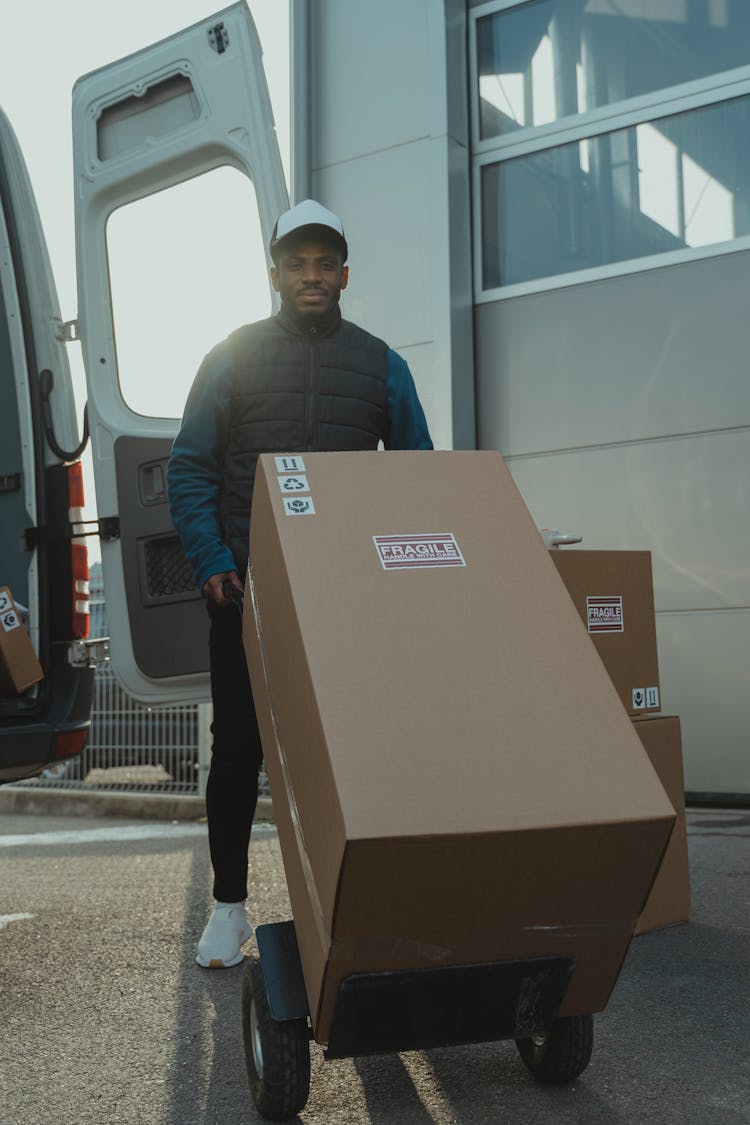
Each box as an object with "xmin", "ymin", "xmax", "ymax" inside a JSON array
[{"xmin": 0, "ymin": 0, "xmax": 290, "ymax": 557}]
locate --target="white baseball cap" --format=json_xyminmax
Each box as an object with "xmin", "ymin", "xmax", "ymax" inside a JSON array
[{"xmin": 270, "ymin": 199, "xmax": 348, "ymax": 262}]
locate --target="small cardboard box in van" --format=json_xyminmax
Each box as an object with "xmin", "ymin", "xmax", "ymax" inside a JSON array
[
  {"xmin": 0, "ymin": 587, "xmax": 43, "ymax": 694},
  {"xmin": 243, "ymin": 451, "xmax": 675, "ymax": 1044}
]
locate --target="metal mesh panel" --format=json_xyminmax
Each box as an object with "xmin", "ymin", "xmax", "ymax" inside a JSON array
[
  {"xmin": 143, "ymin": 534, "xmax": 196, "ymax": 598},
  {"xmin": 21, "ymin": 586, "xmax": 270, "ymax": 797},
  {"xmin": 37, "ymin": 661, "xmax": 202, "ymax": 791}
]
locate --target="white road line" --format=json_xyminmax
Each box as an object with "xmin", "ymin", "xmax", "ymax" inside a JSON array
[
  {"xmin": 0, "ymin": 824, "xmax": 207, "ymax": 848},
  {"xmin": 0, "ymin": 822, "xmax": 276, "ymax": 849},
  {"xmin": 0, "ymin": 913, "xmax": 35, "ymax": 929}
]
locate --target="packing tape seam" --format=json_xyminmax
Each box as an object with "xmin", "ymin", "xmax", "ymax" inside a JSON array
[
  {"xmin": 248, "ymin": 568, "xmax": 330, "ymax": 952},
  {"xmin": 330, "ymin": 919, "xmax": 636, "ymax": 963},
  {"xmin": 523, "ymin": 919, "xmax": 638, "ymax": 939}
]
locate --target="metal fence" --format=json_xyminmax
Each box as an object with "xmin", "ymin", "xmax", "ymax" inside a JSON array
[
  {"xmin": 39, "ymin": 655, "xmax": 209, "ymax": 794},
  {"xmin": 21, "ymin": 586, "xmax": 269, "ymax": 796},
  {"xmin": 28, "ymin": 584, "xmax": 209, "ymax": 794}
]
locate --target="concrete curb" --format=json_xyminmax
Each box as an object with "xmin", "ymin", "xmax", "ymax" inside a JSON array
[{"xmin": 0, "ymin": 785, "xmax": 274, "ymax": 823}]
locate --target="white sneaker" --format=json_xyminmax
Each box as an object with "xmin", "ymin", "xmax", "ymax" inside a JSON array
[{"xmin": 196, "ymin": 901, "xmax": 253, "ymax": 969}]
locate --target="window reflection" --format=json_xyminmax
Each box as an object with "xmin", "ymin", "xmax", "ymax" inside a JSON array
[
  {"xmin": 531, "ymin": 34, "xmax": 557, "ymax": 126},
  {"xmin": 477, "ymin": 0, "xmax": 750, "ymax": 140},
  {"xmin": 481, "ymin": 95, "xmax": 750, "ymax": 288},
  {"xmin": 106, "ymin": 168, "xmax": 271, "ymax": 418},
  {"xmin": 683, "ymin": 152, "xmax": 733, "ymax": 246},
  {"xmin": 637, "ymin": 123, "xmax": 681, "ymax": 238}
]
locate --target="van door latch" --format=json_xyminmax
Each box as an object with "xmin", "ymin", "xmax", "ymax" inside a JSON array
[
  {"xmin": 67, "ymin": 636, "xmax": 110, "ymax": 667},
  {"xmin": 25, "ymin": 515, "xmax": 120, "ymax": 547}
]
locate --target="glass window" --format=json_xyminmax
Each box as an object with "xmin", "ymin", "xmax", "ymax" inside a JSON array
[
  {"xmin": 477, "ymin": 0, "xmax": 750, "ymax": 140},
  {"xmin": 481, "ymin": 93, "xmax": 750, "ymax": 288},
  {"xmin": 106, "ymin": 167, "xmax": 271, "ymax": 418}
]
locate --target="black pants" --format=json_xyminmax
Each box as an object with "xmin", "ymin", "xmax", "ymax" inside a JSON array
[{"xmin": 206, "ymin": 599, "xmax": 264, "ymax": 903}]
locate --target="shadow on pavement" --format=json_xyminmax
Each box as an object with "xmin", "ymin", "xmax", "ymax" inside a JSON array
[
  {"xmin": 353, "ymin": 1054, "xmax": 436, "ymax": 1124},
  {"xmin": 156, "ymin": 819, "xmax": 748, "ymax": 1124},
  {"xmin": 163, "ymin": 843, "xmax": 256, "ymax": 1124}
]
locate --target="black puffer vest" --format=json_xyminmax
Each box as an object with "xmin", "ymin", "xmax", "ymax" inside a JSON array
[{"xmin": 220, "ymin": 305, "xmax": 389, "ymax": 571}]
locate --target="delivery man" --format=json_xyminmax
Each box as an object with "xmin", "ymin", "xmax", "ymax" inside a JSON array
[{"xmin": 167, "ymin": 199, "xmax": 433, "ymax": 967}]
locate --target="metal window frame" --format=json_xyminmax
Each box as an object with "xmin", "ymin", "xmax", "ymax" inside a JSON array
[{"xmin": 470, "ymin": 0, "xmax": 750, "ymax": 300}]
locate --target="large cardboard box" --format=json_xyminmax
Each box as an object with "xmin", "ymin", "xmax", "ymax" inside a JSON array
[
  {"xmin": 634, "ymin": 716, "xmax": 691, "ymax": 934},
  {"xmin": 550, "ymin": 550, "xmax": 661, "ymax": 717},
  {"xmin": 0, "ymin": 587, "xmax": 43, "ymax": 695},
  {"xmin": 243, "ymin": 451, "xmax": 675, "ymax": 1044}
]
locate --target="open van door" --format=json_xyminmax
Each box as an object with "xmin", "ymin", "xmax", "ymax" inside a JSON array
[{"xmin": 72, "ymin": 2, "xmax": 288, "ymax": 703}]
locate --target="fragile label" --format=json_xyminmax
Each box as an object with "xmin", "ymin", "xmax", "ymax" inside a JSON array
[
  {"xmin": 586, "ymin": 595, "xmax": 624, "ymax": 633},
  {"xmin": 275, "ymin": 455, "xmax": 305, "ymax": 474},
  {"xmin": 373, "ymin": 533, "xmax": 466, "ymax": 570},
  {"xmin": 277, "ymin": 474, "xmax": 310, "ymax": 495},
  {"xmin": 632, "ymin": 687, "xmax": 646, "ymax": 710},
  {"xmin": 283, "ymin": 497, "xmax": 316, "ymax": 516}
]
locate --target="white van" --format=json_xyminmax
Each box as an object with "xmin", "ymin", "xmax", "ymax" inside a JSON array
[
  {"xmin": 0, "ymin": 2, "xmax": 287, "ymax": 781},
  {"xmin": 0, "ymin": 105, "xmax": 95, "ymax": 781}
]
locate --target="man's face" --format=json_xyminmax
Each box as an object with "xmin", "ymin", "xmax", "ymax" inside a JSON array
[{"xmin": 271, "ymin": 238, "xmax": 349, "ymax": 319}]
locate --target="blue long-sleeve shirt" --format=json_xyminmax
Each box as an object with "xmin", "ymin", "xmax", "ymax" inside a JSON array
[{"xmin": 167, "ymin": 336, "xmax": 433, "ymax": 591}]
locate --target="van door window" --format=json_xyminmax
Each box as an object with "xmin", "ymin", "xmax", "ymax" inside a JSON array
[{"xmin": 105, "ymin": 167, "xmax": 270, "ymax": 419}]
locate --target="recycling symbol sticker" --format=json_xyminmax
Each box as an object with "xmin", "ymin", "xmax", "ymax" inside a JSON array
[
  {"xmin": 283, "ymin": 497, "xmax": 316, "ymax": 516},
  {"xmin": 277, "ymin": 474, "xmax": 310, "ymax": 495}
]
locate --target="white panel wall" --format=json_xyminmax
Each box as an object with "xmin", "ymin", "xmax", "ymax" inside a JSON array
[
  {"xmin": 301, "ymin": 0, "xmax": 474, "ymax": 451},
  {"xmin": 657, "ymin": 612, "xmax": 750, "ymax": 795},
  {"xmin": 505, "ymin": 431, "xmax": 750, "ymax": 613},
  {"xmin": 311, "ymin": 2, "xmax": 435, "ymax": 168},
  {"xmin": 506, "ymin": 434, "xmax": 750, "ymax": 791},
  {"xmin": 318, "ymin": 139, "xmax": 434, "ymax": 349},
  {"xmin": 477, "ymin": 251, "xmax": 750, "ymax": 793},
  {"xmin": 476, "ymin": 251, "xmax": 750, "ymax": 458}
]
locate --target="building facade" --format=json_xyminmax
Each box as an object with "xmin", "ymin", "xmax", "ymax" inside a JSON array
[{"xmin": 293, "ymin": 0, "xmax": 750, "ymax": 796}]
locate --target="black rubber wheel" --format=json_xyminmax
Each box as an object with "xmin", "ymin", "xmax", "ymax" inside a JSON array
[
  {"xmin": 515, "ymin": 1014, "xmax": 594, "ymax": 1084},
  {"xmin": 241, "ymin": 956, "xmax": 311, "ymax": 1120}
]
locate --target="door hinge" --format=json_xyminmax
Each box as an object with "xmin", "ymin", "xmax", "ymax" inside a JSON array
[
  {"xmin": 0, "ymin": 472, "xmax": 21, "ymax": 493},
  {"xmin": 208, "ymin": 21, "xmax": 229, "ymax": 54},
  {"xmin": 25, "ymin": 515, "xmax": 120, "ymax": 548},
  {"xmin": 54, "ymin": 318, "xmax": 80, "ymax": 343}
]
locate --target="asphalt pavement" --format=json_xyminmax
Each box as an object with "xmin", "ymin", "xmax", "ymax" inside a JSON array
[{"xmin": 0, "ymin": 807, "xmax": 747, "ymax": 1124}]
